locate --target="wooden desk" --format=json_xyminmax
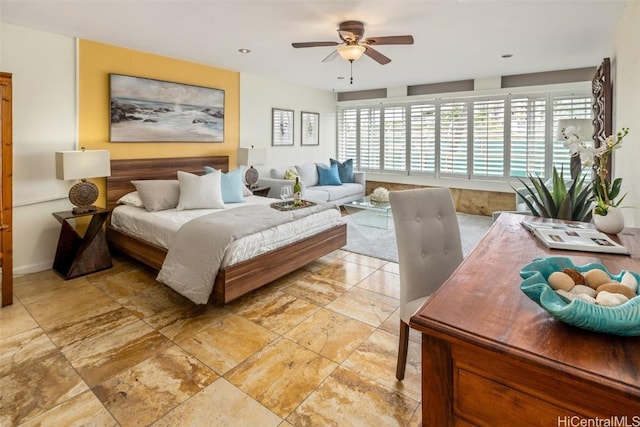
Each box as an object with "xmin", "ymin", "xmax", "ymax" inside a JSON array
[
  {"xmin": 52, "ymin": 208, "xmax": 112, "ymax": 279},
  {"xmin": 410, "ymin": 213, "xmax": 640, "ymax": 426}
]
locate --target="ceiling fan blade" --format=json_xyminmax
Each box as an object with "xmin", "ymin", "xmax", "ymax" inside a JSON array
[
  {"xmin": 362, "ymin": 35, "xmax": 414, "ymax": 45},
  {"xmin": 321, "ymin": 50, "xmax": 339, "ymax": 63},
  {"xmin": 292, "ymin": 41, "xmax": 339, "ymax": 48},
  {"xmin": 364, "ymin": 46, "xmax": 392, "ymax": 65}
]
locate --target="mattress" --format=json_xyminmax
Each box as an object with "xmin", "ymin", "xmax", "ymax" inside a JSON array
[{"xmin": 110, "ymin": 196, "xmax": 344, "ymax": 267}]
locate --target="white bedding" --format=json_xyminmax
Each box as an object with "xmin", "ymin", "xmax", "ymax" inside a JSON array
[{"xmin": 110, "ymin": 196, "xmax": 344, "ymax": 268}]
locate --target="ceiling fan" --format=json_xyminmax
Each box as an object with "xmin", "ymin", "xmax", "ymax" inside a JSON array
[{"xmin": 292, "ymin": 20, "xmax": 414, "ymax": 66}]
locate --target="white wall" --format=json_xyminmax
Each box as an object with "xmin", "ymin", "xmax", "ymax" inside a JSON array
[
  {"xmin": 1, "ymin": 24, "xmax": 77, "ymax": 274},
  {"xmin": 239, "ymin": 72, "xmax": 337, "ymax": 177},
  {"xmin": 613, "ymin": 0, "xmax": 640, "ymax": 227}
]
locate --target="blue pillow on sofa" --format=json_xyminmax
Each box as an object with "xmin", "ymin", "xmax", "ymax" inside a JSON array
[
  {"xmin": 317, "ymin": 163, "xmax": 342, "ymax": 186},
  {"xmin": 204, "ymin": 166, "xmax": 245, "ymax": 203},
  {"xmin": 330, "ymin": 158, "xmax": 354, "ymax": 183}
]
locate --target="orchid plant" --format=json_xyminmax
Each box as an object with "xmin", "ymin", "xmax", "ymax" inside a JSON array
[{"xmin": 561, "ymin": 125, "xmax": 630, "ymax": 216}]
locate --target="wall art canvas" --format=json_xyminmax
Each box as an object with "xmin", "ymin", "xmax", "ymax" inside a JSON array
[
  {"xmin": 272, "ymin": 108, "xmax": 294, "ymax": 146},
  {"xmin": 301, "ymin": 111, "xmax": 319, "ymax": 146},
  {"xmin": 109, "ymin": 73, "xmax": 224, "ymax": 142}
]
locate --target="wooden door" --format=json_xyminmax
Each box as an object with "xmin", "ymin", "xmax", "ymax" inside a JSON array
[{"xmin": 1, "ymin": 72, "xmax": 13, "ymax": 306}]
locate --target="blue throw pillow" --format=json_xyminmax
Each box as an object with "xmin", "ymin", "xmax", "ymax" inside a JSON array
[
  {"xmin": 204, "ymin": 166, "xmax": 245, "ymax": 203},
  {"xmin": 317, "ymin": 163, "xmax": 342, "ymax": 186},
  {"xmin": 330, "ymin": 158, "xmax": 354, "ymax": 183}
]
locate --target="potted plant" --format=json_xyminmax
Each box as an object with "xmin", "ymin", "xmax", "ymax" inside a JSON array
[
  {"xmin": 563, "ymin": 126, "xmax": 630, "ymax": 233},
  {"xmin": 513, "ymin": 166, "xmax": 594, "ymax": 222}
]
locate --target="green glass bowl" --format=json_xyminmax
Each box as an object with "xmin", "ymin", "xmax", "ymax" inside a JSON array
[{"xmin": 520, "ymin": 257, "xmax": 640, "ymax": 336}]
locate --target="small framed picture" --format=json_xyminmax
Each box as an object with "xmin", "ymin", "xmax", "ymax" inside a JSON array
[
  {"xmin": 272, "ymin": 108, "xmax": 294, "ymax": 146},
  {"xmin": 301, "ymin": 111, "xmax": 320, "ymax": 146}
]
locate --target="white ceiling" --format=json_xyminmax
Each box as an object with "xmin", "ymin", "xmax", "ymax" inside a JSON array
[{"xmin": 0, "ymin": 0, "xmax": 627, "ymax": 93}]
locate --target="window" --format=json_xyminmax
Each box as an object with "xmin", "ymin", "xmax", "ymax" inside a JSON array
[
  {"xmin": 472, "ymin": 98, "xmax": 505, "ymax": 177},
  {"xmin": 440, "ymin": 101, "xmax": 469, "ymax": 176},
  {"xmin": 409, "ymin": 104, "xmax": 436, "ymax": 174},
  {"xmin": 337, "ymin": 91, "xmax": 592, "ymax": 183},
  {"xmin": 510, "ymin": 96, "xmax": 546, "ymax": 177},
  {"xmin": 359, "ymin": 107, "xmax": 381, "ymax": 170},
  {"xmin": 383, "ymin": 106, "xmax": 406, "ymax": 171}
]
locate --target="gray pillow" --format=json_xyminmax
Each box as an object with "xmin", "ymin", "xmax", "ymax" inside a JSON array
[
  {"xmin": 131, "ymin": 180, "xmax": 180, "ymax": 212},
  {"xmin": 176, "ymin": 170, "xmax": 224, "ymax": 210},
  {"xmin": 295, "ymin": 162, "xmax": 319, "ymax": 187}
]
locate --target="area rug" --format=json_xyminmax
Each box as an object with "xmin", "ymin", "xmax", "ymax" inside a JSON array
[{"xmin": 342, "ymin": 212, "xmax": 493, "ymax": 262}]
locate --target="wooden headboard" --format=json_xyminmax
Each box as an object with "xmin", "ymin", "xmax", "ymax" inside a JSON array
[{"xmin": 106, "ymin": 156, "xmax": 229, "ymax": 210}]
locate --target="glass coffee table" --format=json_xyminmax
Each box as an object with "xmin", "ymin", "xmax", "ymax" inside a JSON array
[{"xmin": 343, "ymin": 196, "xmax": 392, "ymax": 229}]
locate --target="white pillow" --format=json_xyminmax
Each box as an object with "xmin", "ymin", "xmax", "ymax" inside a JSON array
[
  {"xmin": 295, "ymin": 163, "xmax": 319, "ymax": 187},
  {"xmin": 242, "ymin": 185, "xmax": 253, "ymax": 197},
  {"xmin": 131, "ymin": 180, "xmax": 180, "ymax": 212},
  {"xmin": 117, "ymin": 191, "xmax": 145, "ymax": 208},
  {"xmin": 176, "ymin": 170, "xmax": 224, "ymax": 210}
]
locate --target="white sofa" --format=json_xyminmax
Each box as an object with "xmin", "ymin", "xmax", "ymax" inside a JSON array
[{"xmin": 257, "ymin": 162, "xmax": 365, "ymax": 205}]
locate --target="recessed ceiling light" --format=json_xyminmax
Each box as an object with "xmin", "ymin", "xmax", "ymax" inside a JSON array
[
  {"xmin": 337, "ymin": 76, "xmax": 345, "ymax": 80},
  {"xmin": 238, "ymin": 48, "xmax": 251, "ymax": 54},
  {"xmin": 502, "ymin": 54, "xmax": 513, "ymax": 58}
]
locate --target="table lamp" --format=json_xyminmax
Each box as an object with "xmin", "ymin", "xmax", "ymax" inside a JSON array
[
  {"xmin": 55, "ymin": 148, "xmax": 111, "ymax": 214},
  {"xmin": 237, "ymin": 146, "xmax": 266, "ymax": 188}
]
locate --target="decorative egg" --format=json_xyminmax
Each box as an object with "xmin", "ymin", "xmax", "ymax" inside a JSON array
[
  {"xmin": 570, "ymin": 285, "xmax": 596, "ymax": 298},
  {"xmin": 562, "ymin": 268, "xmax": 586, "ymax": 285},
  {"xmin": 596, "ymin": 283, "xmax": 637, "ymax": 300},
  {"xmin": 583, "ymin": 269, "xmax": 611, "ymax": 290},
  {"xmin": 548, "ymin": 271, "xmax": 575, "ymax": 291},
  {"xmin": 595, "ymin": 291, "xmax": 629, "ymax": 307},
  {"xmin": 621, "ymin": 272, "xmax": 639, "ymax": 293}
]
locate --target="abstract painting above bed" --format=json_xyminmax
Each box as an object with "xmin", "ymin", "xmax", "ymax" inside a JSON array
[{"xmin": 109, "ymin": 74, "xmax": 225, "ymax": 142}]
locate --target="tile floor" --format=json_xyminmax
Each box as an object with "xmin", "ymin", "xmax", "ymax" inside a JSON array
[{"xmin": 1, "ymin": 249, "xmax": 424, "ymax": 426}]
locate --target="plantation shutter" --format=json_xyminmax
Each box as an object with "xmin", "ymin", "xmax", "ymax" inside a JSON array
[
  {"xmin": 509, "ymin": 96, "xmax": 546, "ymax": 177},
  {"xmin": 409, "ymin": 103, "xmax": 436, "ymax": 174},
  {"xmin": 472, "ymin": 99, "xmax": 505, "ymax": 177},
  {"xmin": 383, "ymin": 106, "xmax": 406, "ymax": 171},
  {"xmin": 337, "ymin": 108, "xmax": 358, "ymax": 163},
  {"xmin": 440, "ymin": 101, "xmax": 468, "ymax": 175},
  {"xmin": 359, "ymin": 107, "xmax": 382, "ymax": 170},
  {"xmin": 551, "ymin": 95, "xmax": 592, "ymax": 174}
]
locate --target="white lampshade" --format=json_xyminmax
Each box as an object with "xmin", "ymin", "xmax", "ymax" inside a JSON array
[
  {"xmin": 237, "ymin": 147, "xmax": 266, "ymax": 167},
  {"xmin": 556, "ymin": 118, "xmax": 594, "ymax": 143},
  {"xmin": 337, "ymin": 44, "xmax": 366, "ymax": 61},
  {"xmin": 56, "ymin": 150, "xmax": 111, "ymax": 180}
]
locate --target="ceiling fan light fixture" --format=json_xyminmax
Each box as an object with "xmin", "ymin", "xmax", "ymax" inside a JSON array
[{"xmin": 337, "ymin": 44, "xmax": 366, "ymax": 61}]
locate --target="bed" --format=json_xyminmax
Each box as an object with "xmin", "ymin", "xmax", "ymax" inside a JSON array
[{"xmin": 105, "ymin": 156, "xmax": 347, "ymax": 304}]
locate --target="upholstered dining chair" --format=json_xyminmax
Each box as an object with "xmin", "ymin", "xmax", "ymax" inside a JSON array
[{"xmin": 389, "ymin": 187, "xmax": 463, "ymax": 381}]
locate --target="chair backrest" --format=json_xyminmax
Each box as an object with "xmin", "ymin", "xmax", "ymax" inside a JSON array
[{"xmin": 390, "ymin": 188, "xmax": 463, "ymax": 319}]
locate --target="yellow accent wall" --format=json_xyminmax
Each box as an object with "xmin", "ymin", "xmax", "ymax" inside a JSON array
[{"xmin": 78, "ymin": 39, "xmax": 240, "ymax": 206}]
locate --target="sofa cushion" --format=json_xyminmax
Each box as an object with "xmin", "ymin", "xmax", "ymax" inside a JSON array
[
  {"xmin": 317, "ymin": 163, "xmax": 342, "ymax": 186},
  {"xmin": 296, "ymin": 162, "xmax": 319, "ymax": 187},
  {"xmin": 330, "ymin": 158, "xmax": 354, "ymax": 183},
  {"xmin": 313, "ymin": 183, "xmax": 363, "ymax": 201},
  {"xmin": 304, "ymin": 188, "xmax": 330, "ymax": 202}
]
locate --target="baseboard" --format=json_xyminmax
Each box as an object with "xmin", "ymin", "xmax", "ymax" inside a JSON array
[{"xmin": 13, "ymin": 260, "xmax": 54, "ymax": 276}]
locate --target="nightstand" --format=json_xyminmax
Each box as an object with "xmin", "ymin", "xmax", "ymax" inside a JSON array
[
  {"xmin": 52, "ymin": 208, "xmax": 112, "ymax": 279},
  {"xmin": 248, "ymin": 186, "xmax": 271, "ymax": 197}
]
